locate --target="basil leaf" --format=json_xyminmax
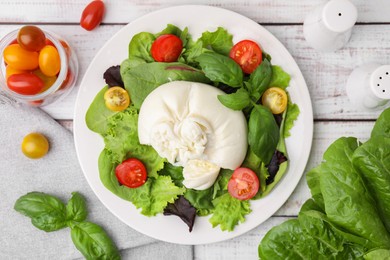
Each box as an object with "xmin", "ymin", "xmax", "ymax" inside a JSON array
[
  {"xmin": 70, "ymin": 221, "xmax": 120, "ymax": 260},
  {"xmin": 247, "ymin": 59, "xmax": 272, "ymax": 100},
  {"xmin": 248, "ymin": 105, "xmax": 280, "ymax": 164},
  {"xmin": 217, "ymin": 88, "xmax": 251, "ymax": 110},
  {"xmin": 66, "ymin": 192, "xmax": 88, "ymax": 223},
  {"xmin": 200, "ymin": 27, "xmax": 233, "ymax": 55},
  {"xmin": 197, "ymin": 52, "xmax": 243, "ymax": 87},
  {"xmin": 128, "ymin": 32, "xmax": 155, "ymax": 62},
  {"xmin": 14, "ymin": 192, "xmax": 67, "ymax": 232}
]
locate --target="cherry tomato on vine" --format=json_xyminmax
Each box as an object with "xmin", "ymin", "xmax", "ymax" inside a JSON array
[
  {"xmin": 115, "ymin": 158, "xmax": 147, "ymax": 188},
  {"xmin": 39, "ymin": 45, "xmax": 61, "ymax": 77},
  {"xmin": 17, "ymin": 25, "xmax": 46, "ymax": 52},
  {"xmin": 80, "ymin": 0, "xmax": 105, "ymax": 31},
  {"xmin": 104, "ymin": 86, "xmax": 130, "ymax": 111},
  {"xmin": 3, "ymin": 44, "xmax": 39, "ymax": 70},
  {"xmin": 151, "ymin": 34, "xmax": 183, "ymax": 62},
  {"xmin": 7, "ymin": 73, "xmax": 44, "ymax": 95},
  {"xmin": 228, "ymin": 167, "xmax": 259, "ymax": 200},
  {"xmin": 229, "ymin": 40, "xmax": 262, "ymax": 74},
  {"xmin": 261, "ymin": 87, "xmax": 288, "ymax": 114}
]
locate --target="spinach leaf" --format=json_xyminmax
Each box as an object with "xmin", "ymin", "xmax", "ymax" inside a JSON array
[
  {"xmin": 247, "ymin": 59, "xmax": 272, "ymax": 100},
  {"xmin": 70, "ymin": 221, "xmax": 120, "ymax": 260},
  {"xmin": 371, "ymin": 107, "xmax": 390, "ymax": 138},
  {"xmin": 85, "ymin": 86, "xmax": 118, "ymax": 135},
  {"xmin": 14, "ymin": 192, "xmax": 67, "ymax": 232},
  {"xmin": 364, "ymin": 249, "xmax": 390, "ymax": 260},
  {"xmin": 128, "ymin": 32, "xmax": 155, "ymax": 62},
  {"xmin": 269, "ymin": 65, "xmax": 291, "ymax": 89},
  {"xmin": 197, "ymin": 52, "xmax": 243, "ymax": 87},
  {"xmin": 122, "ymin": 62, "xmax": 210, "ymax": 108},
  {"xmin": 200, "ymin": 27, "xmax": 233, "ymax": 55},
  {"xmin": 353, "ymin": 136, "xmax": 390, "ymax": 233},
  {"xmin": 66, "ymin": 192, "xmax": 88, "ymax": 223},
  {"xmin": 164, "ymin": 196, "xmax": 196, "ymax": 232},
  {"xmin": 248, "ymin": 105, "xmax": 280, "ymax": 164},
  {"xmin": 217, "ymin": 88, "xmax": 251, "ymax": 110}
]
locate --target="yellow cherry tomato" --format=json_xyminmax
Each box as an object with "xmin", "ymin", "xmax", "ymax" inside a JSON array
[
  {"xmin": 39, "ymin": 45, "xmax": 61, "ymax": 77},
  {"xmin": 104, "ymin": 86, "xmax": 130, "ymax": 111},
  {"xmin": 21, "ymin": 133, "xmax": 49, "ymax": 159},
  {"xmin": 3, "ymin": 44, "xmax": 39, "ymax": 70},
  {"xmin": 33, "ymin": 69, "xmax": 57, "ymax": 92},
  {"xmin": 261, "ymin": 87, "xmax": 288, "ymax": 114},
  {"xmin": 5, "ymin": 65, "xmax": 26, "ymax": 79}
]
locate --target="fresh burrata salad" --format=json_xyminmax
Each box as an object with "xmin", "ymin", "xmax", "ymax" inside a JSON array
[{"xmin": 85, "ymin": 24, "xmax": 299, "ymax": 232}]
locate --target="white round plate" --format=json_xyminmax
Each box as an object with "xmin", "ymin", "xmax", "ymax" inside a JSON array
[{"xmin": 74, "ymin": 5, "xmax": 313, "ymax": 245}]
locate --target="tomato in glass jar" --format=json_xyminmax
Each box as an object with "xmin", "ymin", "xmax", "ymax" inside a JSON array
[
  {"xmin": 3, "ymin": 44, "xmax": 39, "ymax": 70},
  {"xmin": 39, "ymin": 45, "xmax": 61, "ymax": 77},
  {"xmin": 17, "ymin": 25, "xmax": 46, "ymax": 52}
]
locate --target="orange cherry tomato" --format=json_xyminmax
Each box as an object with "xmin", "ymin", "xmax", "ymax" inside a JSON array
[
  {"xmin": 17, "ymin": 25, "xmax": 46, "ymax": 52},
  {"xmin": 33, "ymin": 69, "xmax": 57, "ymax": 92},
  {"xmin": 5, "ymin": 65, "xmax": 26, "ymax": 79},
  {"xmin": 104, "ymin": 86, "xmax": 130, "ymax": 111},
  {"xmin": 229, "ymin": 40, "xmax": 262, "ymax": 74},
  {"xmin": 7, "ymin": 73, "xmax": 44, "ymax": 95},
  {"xmin": 261, "ymin": 87, "xmax": 288, "ymax": 114},
  {"xmin": 21, "ymin": 133, "xmax": 49, "ymax": 159},
  {"xmin": 3, "ymin": 44, "xmax": 39, "ymax": 70},
  {"xmin": 39, "ymin": 45, "xmax": 61, "ymax": 77},
  {"xmin": 80, "ymin": 0, "xmax": 105, "ymax": 31}
]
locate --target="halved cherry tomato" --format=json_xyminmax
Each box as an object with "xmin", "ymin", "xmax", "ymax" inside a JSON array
[
  {"xmin": 3, "ymin": 44, "xmax": 39, "ymax": 70},
  {"xmin": 115, "ymin": 158, "xmax": 147, "ymax": 188},
  {"xmin": 151, "ymin": 34, "xmax": 183, "ymax": 62},
  {"xmin": 17, "ymin": 25, "xmax": 46, "ymax": 52},
  {"xmin": 228, "ymin": 167, "xmax": 259, "ymax": 200},
  {"xmin": 229, "ymin": 40, "xmax": 262, "ymax": 74},
  {"xmin": 21, "ymin": 132, "xmax": 49, "ymax": 159},
  {"xmin": 104, "ymin": 86, "xmax": 130, "ymax": 111},
  {"xmin": 5, "ymin": 65, "xmax": 26, "ymax": 79},
  {"xmin": 261, "ymin": 87, "xmax": 288, "ymax": 114},
  {"xmin": 39, "ymin": 45, "xmax": 61, "ymax": 77},
  {"xmin": 80, "ymin": 0, "xmax": 105, "ymax": 31},
  {"xmin": 7, "ymin": 73, "xmax": 44, "ymax": 95}
]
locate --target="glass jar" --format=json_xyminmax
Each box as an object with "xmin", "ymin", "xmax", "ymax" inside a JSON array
[{"xmin": 0, "ymin": 27, "xmax": 78, "ymax": 106}]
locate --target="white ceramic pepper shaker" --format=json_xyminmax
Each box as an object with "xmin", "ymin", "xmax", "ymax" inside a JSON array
[
  {"xmin": 346, "ymin": 64, "xmax": 390, "ymax": 111},
  {"xmin": 303, "ymin": 0, "xmax": 358, "ymax": 52}
]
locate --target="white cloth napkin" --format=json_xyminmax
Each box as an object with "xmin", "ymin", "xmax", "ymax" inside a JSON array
[{"xmin": 0, "ymin": 94, "xmax": 192, "ymax": 259}]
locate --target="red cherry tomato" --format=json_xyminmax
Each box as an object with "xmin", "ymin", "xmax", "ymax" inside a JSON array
[
  {"xmin": 3, "ymin": 44, "xmax": 39, "ymax": 70},
  {"xmin": 7, "ymin": 73, "xmax": 44, "ymax": 95},
  {"xmin": 229, "ymin": 40, "xmax": 262, "ymax": 74},
  {"xmin": 115, "ymin": 158, "xmax": 147, "ymax": 188},
  {"xmin": 17, "ymin": 25, "xmax": 46, "ymax": 52},
  {"xmin": 228, "ymin": 167, "xmax": 260, "ymax": 200},
  {"xmin": 151, "ymin": 34, "xmax": 183, "ymax": 62},
  {"xmin": 80, "ymin": 0, "xmax": 105, "ymax": 31}
]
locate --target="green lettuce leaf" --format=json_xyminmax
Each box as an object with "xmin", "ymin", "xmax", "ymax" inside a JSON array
[
  {"xmin": 209, "ymin": 193, "xmax": 251, "ymax": 231},
  {"xmin": 199, "ymin": 27, "xmax": 233, "ymax": 56},
  {"xmin": 283, "ymin": 101, "xmax": 300, "ymax": 138},
  {"xmin": 158, "ymin": 163, "xmax": 184, "ymax": 187},
  {"xmin": 269, "ymin": 65, "xmax": 291, "ymax": 89},
  {"xmin": 128, "ymin": 32, "xmax": 155, "ymax": 62},
  {"xmin": 183, "ymin": 188, "xmax": 214, "ymax": 216},
  {"xmin": 371, "ymin": 107, "xmax": 390, "ymax": 138}
]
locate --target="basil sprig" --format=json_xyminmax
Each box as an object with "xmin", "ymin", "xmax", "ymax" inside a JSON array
[{"xmin": 14, "ymin": 192, "xmax": 120, "ymax": 259}]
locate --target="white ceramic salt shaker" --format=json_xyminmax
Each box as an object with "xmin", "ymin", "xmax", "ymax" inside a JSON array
[
  {"xmin": 303, "ymin": 0, "xmax": 358, "ymax": 52},
  {"xmin": 346, "ymin": 64, "xmax": 390, "ymax": 111}
]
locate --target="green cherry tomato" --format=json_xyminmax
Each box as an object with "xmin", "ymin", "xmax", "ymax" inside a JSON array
[
  {"xmin": 3, "ymin": 44, "xmax": 39, "ymax": 70},
  {"xmin": 21, "ymin": 133, "xmax": 49, "ymax": 159},
  {"xmin": 39, "ymin": 45, "xmax": 61, "ymax": 77},
  {"xmin": 17, "ymin": 25, "xmax": 46, "ymax": 52},
  {"xmin": 7, "ymin": 73, "xmax": 44, "ymax": 95}
]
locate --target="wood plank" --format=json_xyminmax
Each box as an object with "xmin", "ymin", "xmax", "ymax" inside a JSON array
[{"xmin": 0, "ymin": 0, "xmax": 389, "ymax": 24}]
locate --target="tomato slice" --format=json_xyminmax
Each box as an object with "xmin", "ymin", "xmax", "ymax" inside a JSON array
[
  {"xmin": 228, "ymin": 167, "xmax": 259, "ymax": 200},
  {"xmin": 229, "ymin": 40, "xmax": 262, "ymax": 74},
  {"xmin": 261, "ymin": 87, "xmax": 288, "ymax": 114},
  {"xmin": 151, "ymin": 34, "xmax": 183, "ymax": 62},
  {"xmin": 80, "ymin": 0, "xmax": 105, "ymax": 31},
  {"xmin": 104, "ymin": 86, "xmax": 130, "ymax": 111},
  {"xmin": 115, "ymin": 158, "xmax": 147, "ymax": 188}
]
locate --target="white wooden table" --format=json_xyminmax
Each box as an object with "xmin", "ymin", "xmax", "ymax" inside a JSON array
[{"xmin": 1, "ymin": 1, "xmax": 389, "ymax": 259}]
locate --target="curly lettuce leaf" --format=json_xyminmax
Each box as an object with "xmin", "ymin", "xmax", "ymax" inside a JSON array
[
  {"xmin": 209, "ymin": 193, "xmax": 251, "ymax": 231},
  {"xmin": 269, "ymin": 65, "xmax": 291, "ymax": 89},
  {"xmin": 199, "ymin": 27, "xmax": 233, "ymax": 56},
  {"xmin": 283, "ymin": 101, "xmax": 300, "ymax": 138},
  {"xmin": 183, "ymin": 188, "xmax": 214, "ymax": 216}
]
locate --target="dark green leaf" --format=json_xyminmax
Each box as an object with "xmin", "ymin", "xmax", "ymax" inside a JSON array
[
  {"xmin": 158, "ymin": 163, "xmax": 184, "ymax": 187},
  {"xmin": 14, "ymin": 192, "xmax": 67, "ymax": 232},
  {"xmin": 247, "ymin": 59, "xmax": 272, "ymax": 99},
  {"xmin": 66, "ymin": 192, "xmax": 88, "ymax": 223},
  {"xmin": 200, "ymin": 27, "xmax": 233, "ymax": 55},
  {"xmin": 248, "ymin": 105, "xmax": 280, "ymax": 164},
  {"xmin": 70, "ymin": 221, "xmax": 120, "ymax": 260},
  {"xmin": 371, "ymin": 107, "xmax": 390, "ymax": 138},
  {"xmin": 217, "ymin": 88, "xmax": 251, "ymax": 110},
  {"xmin": 183, "ymin": 187, "xmax": 214, "ymax": 216},
  {"xmin": 196, "ymin": 52, "xmax": 243, "ymax": 87},
  {"xmin": 128, "ymin": 32, "xmax": 155, "ymax": 62}
]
